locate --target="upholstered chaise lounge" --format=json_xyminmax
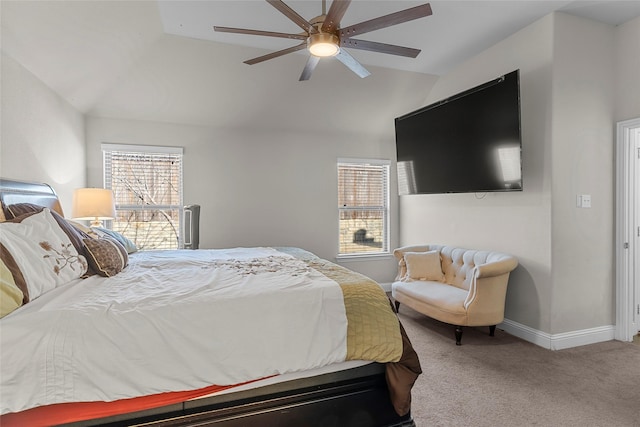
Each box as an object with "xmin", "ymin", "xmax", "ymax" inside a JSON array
[{"xmin": 391, "ymin": 245, "xmax": 518, "ymax": 345}]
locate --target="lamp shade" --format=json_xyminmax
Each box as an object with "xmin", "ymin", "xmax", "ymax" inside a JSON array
[{"xmin": 72, "ymin": 188, "xmax": 116, "ymax": 227}]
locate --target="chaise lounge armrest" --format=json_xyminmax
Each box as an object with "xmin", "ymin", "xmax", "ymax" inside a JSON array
[{"xmin": 473, "ymin": 256, "xmax": 518, "ymax": 279}]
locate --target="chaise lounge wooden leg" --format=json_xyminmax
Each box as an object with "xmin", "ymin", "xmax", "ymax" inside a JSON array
[
  {"xmin": 394, "ymin": 300, "xmax": 400, "ymax": 312},
  {"xmin": 489, "ymin": 325, "xmax": 496, "ymax": 337},
  {"xmin": 455, "ymin": 326, "xmax": 463, "ymax": 345}
]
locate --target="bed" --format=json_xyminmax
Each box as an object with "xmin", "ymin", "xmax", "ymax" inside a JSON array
[{"xmin": 0, "ymin": 178, "xmax": 421, "ymax": 427}]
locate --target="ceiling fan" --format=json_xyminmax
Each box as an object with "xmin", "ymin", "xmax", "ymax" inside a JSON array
[{"xmin": 214, "ymin": 0, "xmax": 432, "ymax": 81}]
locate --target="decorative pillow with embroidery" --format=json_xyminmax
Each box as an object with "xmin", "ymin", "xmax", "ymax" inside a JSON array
[
  {"xmin": 403, "ymin": 250, "xmax": 445, "ymax": 282},
  {"xmin": 83, "ymin": 237, "xmax": 128, "ymax": 277},
  {"xmin": 90, "ymin": 227, "xmax": 138, "ymax": 254},
  {"xmin": 4, "ymin": 203, "xmax": 91, "ymax": 256},
  {"xmin": 0, "ymin": 209, "xmax": 88, "ymax": 302}
]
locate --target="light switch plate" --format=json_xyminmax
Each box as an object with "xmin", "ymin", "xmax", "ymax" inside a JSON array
[{"xmin": 577, "ymin": 194, "xmax": 591, "ymax": 208}]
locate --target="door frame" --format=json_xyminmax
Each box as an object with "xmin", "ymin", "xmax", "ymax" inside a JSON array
[{"xmin": 615, "ymin": 117, "xmax": 640, "ymax": 342}]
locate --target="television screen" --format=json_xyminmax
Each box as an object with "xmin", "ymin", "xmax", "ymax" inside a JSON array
[{"xmin": 395, "ymin": 70, "xmax": 522, "ymax": 195}]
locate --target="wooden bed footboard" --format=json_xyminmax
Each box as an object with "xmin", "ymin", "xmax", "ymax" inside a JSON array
[{"xmin": 68, "ymin": 364, "xmax": 415, "ymax": 427}]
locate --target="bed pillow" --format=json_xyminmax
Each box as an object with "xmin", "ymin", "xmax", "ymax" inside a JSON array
[
  {"xmin": 3, "ymin": 202, "xmax": 44, "ymax": 219},
  {"xmin": 68, "ymin": 219, "xmax": 92, "ymax": 234},
  {"xmin": 0, "ymin": 209, "xmax": 88, "ymax": 302},
  {"xmin": 403, "ymin": 250, "xmax": 445, "ymax": 282},
  {"xmin": 5, "ymin": 203, "xmax": 91, "ymax": 256},
  {"xmin": 83, "ymin": 237, "xmax": 128, "ymax": 277},
  {"xmin": 0, "ymin": 258, "xmax": 24, "ymax": 318},
  {"xmin": 91, "ymin": 227, "xmax": 138, "ymax": 254}
]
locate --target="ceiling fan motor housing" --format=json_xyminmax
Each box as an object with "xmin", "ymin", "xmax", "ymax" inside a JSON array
[{"xmin": 307, "ymin": 32, "xmax": 340, "ymax": 57}]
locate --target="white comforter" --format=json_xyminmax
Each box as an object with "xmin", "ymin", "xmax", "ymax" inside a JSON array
[{"xmin": 0, "ymin": 247, "xmax": 348, "ymax": 415}]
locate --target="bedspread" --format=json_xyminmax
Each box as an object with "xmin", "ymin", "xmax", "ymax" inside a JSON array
[
  {"xmin": 1, "ymin": 247, "xmax": 410, "ymax": 416},
  {"xmin": 278, "ymin": 247, "xmax": 402, "ymax": 361},
  {"xmin": 280, "ymin": 247, "xmax": 421, "ymax": 416}
]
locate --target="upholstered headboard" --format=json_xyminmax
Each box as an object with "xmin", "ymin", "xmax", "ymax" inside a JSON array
[{"xmin": 0, "ymin": 178, "xmax": 64, "ymax": 220}]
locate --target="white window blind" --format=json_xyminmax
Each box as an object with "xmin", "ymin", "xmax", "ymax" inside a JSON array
[
  {"xmin": 338, "ymin": 159, "xmax": 390, "ymax": 256},
  {"xmin": 102, "ymin": 144, "xmax": 184, "ymax": 250}
]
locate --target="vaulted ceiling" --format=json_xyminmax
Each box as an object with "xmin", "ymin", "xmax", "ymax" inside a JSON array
[{"xmin": 2, "ymin": 1, "xmax": 638, "ymax": 129}]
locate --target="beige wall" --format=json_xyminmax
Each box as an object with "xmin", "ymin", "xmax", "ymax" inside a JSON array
[
  {"xmin": 84, "ymin": 115, "xmax": 405, "ymax": 283},
  {"xmin": 0, "ymin": 52, "xmax": 86, "ymax": 215},
  {"xmin": 399, "ymin": 12, "xmax": 638, "ymax": 336},
  {"xmin": 550, "ymin": 13, "xmax": 615, "ymax": 334},
  {"xmin": 399, "ymin": 14, "xmax": 555, "ymax": 332},
  {"xmin": 615, "ymin": 15, "xmax": 640, "ymax": 122}
]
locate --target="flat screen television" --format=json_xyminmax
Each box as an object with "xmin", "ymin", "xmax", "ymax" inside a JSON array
[{"xmin": 395, "ymin": 70, "xmax": 522, "ymax": 195}]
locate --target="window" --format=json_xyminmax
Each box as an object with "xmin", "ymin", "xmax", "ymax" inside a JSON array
[
  {"xmin": 102, "ymin": 144, "xmax": 183, "ymax": 250},
  {"xmin": 337, "ymin": 158, "xmax": 390, "ymax": 256}
]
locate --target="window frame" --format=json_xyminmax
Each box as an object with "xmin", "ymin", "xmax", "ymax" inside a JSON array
[
  {"xmin": 336, "ymin": 158, "xmax": 391, "ymax": 259},
  {"xmin": 102, "ymin": 143, "xmax": 184, "ymax": 250}
]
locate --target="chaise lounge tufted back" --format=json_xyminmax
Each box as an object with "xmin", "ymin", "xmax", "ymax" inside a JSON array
[{"xmin": 394, "ymin": 245, "xmax": 518, "ymax": 292}]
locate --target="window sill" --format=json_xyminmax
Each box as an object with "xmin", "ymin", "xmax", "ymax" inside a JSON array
[{"xmin": 335, "ymin": 253, "xmax": 393, "ymax": 263}]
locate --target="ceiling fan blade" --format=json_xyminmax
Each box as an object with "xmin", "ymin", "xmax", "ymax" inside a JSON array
[
  {"xmin": 335, "ymin": 49, "xmax": 370, "ymax": 78},
  {"xmin": 266, "ymin": 0, "xmax": 317, "ymax": 34},
  {"xmin": 214, "ymin": 26, "xmax": 307, "ymax": 41},
  {"xmin": 299, "ymin": 55, "xmax": 320, "ymax": 81},
  {"xmin": 244, "ymin": 42, "xmax": 307, "ymax": 65},
  {"xmin": 341, "ymin": 38, "xmax": 421, "ymax": 58},
  {"xmin": 322, "ymin": 0, "xmax": 351, "ymax": 33},
  {"xmin": 339, "ymin": 3, "xmax": 432, "ymax": 39}
]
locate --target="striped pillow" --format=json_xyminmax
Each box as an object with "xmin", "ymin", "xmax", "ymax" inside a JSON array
[
  {"xmin": 83, "ymin": 237, "xmax": 128, "ymax": 277},
  {"xmin": 0, "ymin": 258, "xmax": 24, "ymax": 318}
]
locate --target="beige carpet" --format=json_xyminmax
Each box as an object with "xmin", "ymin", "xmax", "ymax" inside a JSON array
[{"xmin": 397, "ymin": 306, "xmax": 640, "ymax": 427}]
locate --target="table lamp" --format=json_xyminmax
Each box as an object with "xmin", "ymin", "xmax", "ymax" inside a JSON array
[{"xmin": 72, "ymin": 188, "xmax": 116, "ymax": 228}]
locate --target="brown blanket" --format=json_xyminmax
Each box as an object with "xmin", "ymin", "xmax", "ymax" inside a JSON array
[{"xmin": 279, "ymin": 247, "xmax": 422, "ymax": 416}]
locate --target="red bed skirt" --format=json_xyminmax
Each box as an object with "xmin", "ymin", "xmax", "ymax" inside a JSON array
[{"xmin": 0, "ymin": 380, "xmax": 263, "ymax": 427}]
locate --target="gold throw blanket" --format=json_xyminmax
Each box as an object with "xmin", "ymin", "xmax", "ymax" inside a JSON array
[{"xmin": 279, "ymin": 247, "xmax": 422, "ymax": 416}]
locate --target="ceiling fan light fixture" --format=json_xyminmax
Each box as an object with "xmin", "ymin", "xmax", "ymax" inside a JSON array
[
  {"xmin": 307, "ymin": 33, "xmax": 340, "ymax": 57},
  {"xmin": 217, "ymin": 1, "xmax": 434, "ymax": 80}
]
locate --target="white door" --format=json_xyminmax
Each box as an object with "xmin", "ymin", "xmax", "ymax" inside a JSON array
[
  {"xmin": 634, "ymin": 127, "xmax": 640, "ymax": 337},
  {"xmin": 616, "ymin": 118, "xmax": 640, "ymax": 342}
]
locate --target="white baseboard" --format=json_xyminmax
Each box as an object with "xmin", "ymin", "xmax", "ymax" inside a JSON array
[
  {"xmin": 499, "ymin": 319, "xmax": 616, "ymax": 350},
  {"xmin": 379, "ymin": 282, "xmax": 392, "ymax": 292}
]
